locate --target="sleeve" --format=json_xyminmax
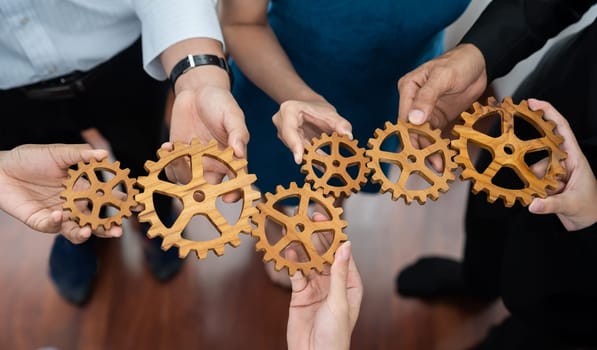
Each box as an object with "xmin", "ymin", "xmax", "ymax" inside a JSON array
[
  {"xmin": 132, "ymin": 0, "xmax": 224, "ymax": 80},
  {"xmin": 460, "ymin": 0, "xmax": 596, "ymax": 82}
]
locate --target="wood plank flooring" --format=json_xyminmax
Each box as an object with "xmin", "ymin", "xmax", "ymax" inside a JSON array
[{"xmin": 0, "ymin": 168, "xmax": 506, "ymax": 350}]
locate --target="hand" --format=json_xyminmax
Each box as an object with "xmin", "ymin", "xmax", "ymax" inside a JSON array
[
  {"xmin": 397, "ymin": 44, "xmax": 488, "ymax": 170},
  {"xmin": 160, "ymin": 39, "xmax": 250, "ymax": 198},
  {"xmin": 272, "ymin": 99, "xmax": 353, "ymax": 164},
  {"xmin": 527, "ymin": 99, "xmax": 597, "ymax": 231},
  {"xmin": 0, "ymin": 144, "xmax": 124, "ymax": 243},
  {"xmin": 287, "ymin": 217, "xmax": 362, "ymax": 350}
]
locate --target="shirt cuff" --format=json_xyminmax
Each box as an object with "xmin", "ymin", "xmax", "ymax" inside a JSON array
[{"xmin": 134, "ymin": 0, "xmax": 224, "ymax": 81}]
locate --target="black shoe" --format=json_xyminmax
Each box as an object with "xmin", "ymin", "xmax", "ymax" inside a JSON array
[
  {"xmin": 396, "ymin": 256, "xmax": 495, "ymax": 300},
  {"xmin": 140, "ymin": 217, "xmax": 184, "ymax": 282},
  {"xmin": 470, "ymin": 316, "xmax": 573, "ymax": 350},
  {"xmin": 49, "ymin": 235, "xmax": 98, "ymax": 305}
]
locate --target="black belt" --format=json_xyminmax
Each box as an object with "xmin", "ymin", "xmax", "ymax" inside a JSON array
[
  {"xmin": 19, "ymin": 69, "xmax": 100, "ymax": 100},
  {"xmin": 17, "ymin": 38, "xmax": 141, "ymax": 101}
]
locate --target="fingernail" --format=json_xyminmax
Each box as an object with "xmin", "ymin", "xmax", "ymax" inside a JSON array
[
  {"xmin": 408, "ymin": 109, "xmax": 425, "ymax": 124},
  {"xmin": 344, "ymin": 131, "xmax": 354, "ymax": 140},
  {"xmin": 294, "ymin": 152, "xmax": 302, "ymax": 164},
  {"xmin": 529, "ymin": 200, "xmax": 543, "ymax": 213},
  {"xmin": 337, "ymin": 241, "xmax": 351, "ymax": 261}
]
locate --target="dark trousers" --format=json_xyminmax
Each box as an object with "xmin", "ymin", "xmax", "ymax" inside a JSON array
[
  {"xmin": 462, "ymin": 19, "xmax": 597, "ymax": 347},
  {"xmin": 0, "ymin": 38, "xmax": 172, "ymax": 230}
]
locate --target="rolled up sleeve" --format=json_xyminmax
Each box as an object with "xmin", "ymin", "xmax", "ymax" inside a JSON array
[{"xmin": 133, "ymin": 0, "xmax": 224, "ymax": 80}]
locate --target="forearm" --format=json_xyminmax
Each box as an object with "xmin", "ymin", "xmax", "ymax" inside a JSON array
[
  {"xmin": 160, "ymin": 37, "xmax": 231, "ymax": 93},
  {"xmin": 133, "ymin": 0, "xmax": 224, "ymax": 80},
  {"xmin": 461, "ymin": 0, "xmax": 595, "ymax": 81},
  {"xmin": 221, "ymin": 15, "xmax": 324, "ymax": 104}
]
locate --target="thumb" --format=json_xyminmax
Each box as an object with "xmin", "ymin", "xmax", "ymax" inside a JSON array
[
  {"xmin": 328, "ymin": 241, "xmax": 351, "ymax": 309},
  {"xmin": 55, "ymin": 145, "xmax": 108, "ymax": 167},
  {"xmin": 529, "ymin": 195, "xmax": 565, "ymax": 216}
]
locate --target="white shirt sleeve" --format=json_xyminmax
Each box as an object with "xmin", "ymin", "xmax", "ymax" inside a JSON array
[{"xmin": 133, "ymin": 0, "xmax": 224, "ymax": 81}]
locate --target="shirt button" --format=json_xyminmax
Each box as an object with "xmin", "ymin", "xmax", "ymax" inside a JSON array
[{"xmin": 19, "ymin": 16, "xmax": 29, "ymax": 26}]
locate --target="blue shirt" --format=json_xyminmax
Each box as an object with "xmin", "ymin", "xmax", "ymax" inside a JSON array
[{"xmin": 232, "ymin": 0, "xmax": 471, "ymax": 194}]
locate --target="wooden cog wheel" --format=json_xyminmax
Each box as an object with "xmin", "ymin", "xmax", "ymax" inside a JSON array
[
  {"xmin": 452, "ymin": 97, "xmax": 567, "ymax": 207},
  {"xmin": 366, "ymin": 121, "xmax": 458, "ymax": 204},
  {"xmin": 60, "ymin": 158, "xmax": 138, "ymax": 231},
  {"xmin": 301, "ymin": 132, "xmax": 370, "ymax": 198},
  {"xmin": 135, "ymin": 139, "xmax": 261, "ymax": 259},
  {"xmin": 251, "ymin": 182, "xmax": 348, "ymax": 276}
]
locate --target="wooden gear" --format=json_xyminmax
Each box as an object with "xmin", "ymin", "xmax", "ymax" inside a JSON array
[
  {"xmin": 60, "ymin": 158, "xmax": 138, "ymax": 230},
  {"xmin": 366, "ymin": 121, "xmax": 458, "ymax": 204},
  {"xmin": 251, "ymin": 182, "xmax": 348, "ymax": 276},
  {"xmin": 301, "ymin": 132, "xmax": 371, "ymax": 198},
  {"xmin": 135, "ymin": 139, "xmax": 261, "ymax": 259},
  {"xmin": 452, "ymin": 97, "xmax": 567, "ymax": 207}
]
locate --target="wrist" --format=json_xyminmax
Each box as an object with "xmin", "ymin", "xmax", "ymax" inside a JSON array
[
  {"xmin": 169, "ymin": 54, "xmax": 233, "ymax": 93},
  {"xmin": 173, "ymin": 64, "xmax": 231, "ymax": 95}
]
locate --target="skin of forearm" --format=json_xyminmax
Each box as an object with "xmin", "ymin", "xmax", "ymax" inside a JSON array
[{"xmin": 222, "ymin": 23, "xmax": 326, "ymax": 104}]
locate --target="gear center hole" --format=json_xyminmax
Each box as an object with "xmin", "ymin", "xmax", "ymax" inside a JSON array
[
  {"xmin": 295, "ymin": 223, "xmax": 305, "ymax": 233},
  {"xmin": 96, "ymin": 189, "xmax": 104, "ymax": 197},
  {"xmin": 194, "ymin": 190, "xmax": 205, "ymax": 202},
  {"xmin": 332, "ymin": 160, "xmax": 341, "ymax": 167},
  {"xmin": 504, "ymin": 144, "xmax": 514, "ymax": 155},
  {"xmin": 407, "ymin": 155, "xmax": 417, "ymax": 163}
]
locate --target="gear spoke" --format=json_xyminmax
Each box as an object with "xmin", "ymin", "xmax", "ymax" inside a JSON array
[
  {"xmin": 134, "ymin": 139, "xmax": 259, "ymax": 259},
  {"xmin": 452, "ymin": 97, "xmax": 567, "ymax": 207},
  {"xmin": 522, "ymin": 137, "xmax": 550, "ymax": 153},
  {"xmin": 465, "ymin": 129, "xmax": 498, "ymax": 147},
  {"xmin": 61, "ymin": 158, "xmax": 138, "ymax": 231},
  {"xmin": 302, "ymin": 132, "xmax": 370, "ymax": 198},
  {"xmin": 251, "ymin": 182, "xmax": 348, "ymax": 275},
  {"xmin": 366, "ymin": 121, "xmax": 457, "ymax": 204},
  {"xmin": 376, "ymin": 150, "xmax": 404, "ymax": 164},
  {"xmin": 422, "ymin": 142, "xmax": 446, "ymax": 157},
  {"xmin": 418, "ymin": 165, "xmax": 441, "ymax": 184}
]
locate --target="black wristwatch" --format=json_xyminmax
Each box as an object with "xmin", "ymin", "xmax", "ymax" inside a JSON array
[{"xmin": 168, "ymin": 54, "xmax": 233, "ymax": 90}]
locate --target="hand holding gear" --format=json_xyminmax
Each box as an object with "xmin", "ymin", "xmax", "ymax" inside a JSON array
[
  {"xmin": 366, "ymin": 121, "xmax": 458, "ymax": 204},
  {"xmin": 135, "ymin": 139, "xmax": 261, "ymax": 259},
  {"xmin": 251, "ymin": 182, "xmax": 348, "ymax": 276},
  {"xmin": 60, "ymin": 158, "xmax": 138, "ymax": 231},
  {"xmin": 452, "ymin": 97, "xmax": 567, "ymax": 207}
]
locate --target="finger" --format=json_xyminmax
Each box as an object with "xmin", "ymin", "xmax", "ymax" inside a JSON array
[
  {"xmin": 529, "ymin": 195, "xmax": 566, "ymax": 216},
  {"xmin": 302, "ymin": 108, "xmax": 353, "ymax": 139},
  {"xmin": 408, "ymin": 69, "xmax": 454, "ymax": 125},
  {"xmin": 106, "ymin": 225, "xmax": 123, "ymax": 238},
  {"xmin": 223, "ymin": 104, "xmax": 249, "ymax": 159},
  {"xmin": 529, "ymin": 158, "xmax": 550, "ymax": 178},
  {"xmin": 273, "ymin": 110, "xmax": 307, "ymax": 164},
  {"xmin": 52, "ymin": 144, "xmax": 109, "ymax": 168},
  {"xmin": 29, "ymin": 209, "xmax": 64, "ymax": 233},
  {"xmin": 287, "ymin": 248, "xmax": 308, "ymax": 292},
  {"xmin": 328, "ymin": 241, "xmax": 352, "ymax": 309},
  {"xmin": 397, "ymin": 69, "xmax": 426, "ymax": 122},
  {"xmin": 528, "ymin": 99, "xmax": 579, "ymax": 151},
  {"xmin": 61, "ymin": 221, "xmax": 92, "ymax": 244}
]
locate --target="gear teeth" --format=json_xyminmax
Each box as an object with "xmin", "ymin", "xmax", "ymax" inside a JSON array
[
  {"xmin": 452, "ymin": 97, "xmax": 567, "ymax": 207},
  {"xmin": 303, "ymin": 132, "xmax": 370, "ymax": 198},
  {"xmin": 61, "ymin": 158, "xmax": 138, "ymax": 232},
  {"xmin": 134, "ymin": 139, "xmax": 259, "ymax": 260},
  {"xmin": 366, "ymin": 120, "xmax": 457, "ymax": 204},
  {"xmin": 250, "ymin": 182, "xmax": 347, "ymax": 276}
]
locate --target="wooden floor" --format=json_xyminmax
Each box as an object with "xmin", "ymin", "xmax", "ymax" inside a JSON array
[{"xmin": 0, "ymin": 166, "xmax": 507, "ymax": 350}]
